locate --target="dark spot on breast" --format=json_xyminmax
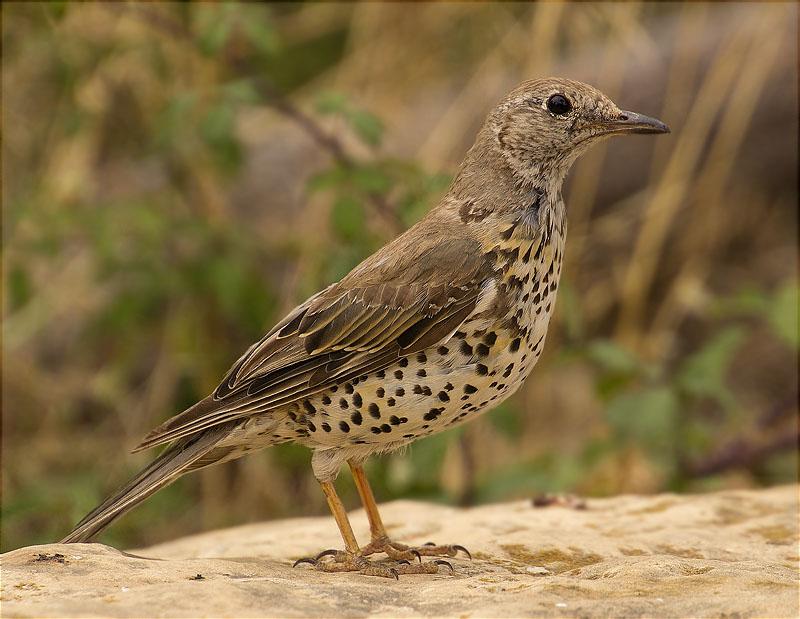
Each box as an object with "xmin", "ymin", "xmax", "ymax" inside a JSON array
[
  {"xmin": 417, "ymin": 369, "xmax": 427, "ymax": 377},
  {"xmin": 460, "ymin": 341, "xmax": 473, "ymax": 356},
  {"xmin": 413, "ymin": 384, "xmax": 423, "ymax": 394},
  {"xmin": 454, "ymin": 331, "xmax": 467, "ymax": 339},
  {"xmin": 445, "ymin": 382, "xmax": 454, "ymax": 391},
  {"xmin": 464, "ymin": 384, "xmax": 478, "ymax": 394},
  {"xmin": 522, "ymin": 293, "xmax": 529, "ymax": 302},
  {"xmin": 389, "ymin": 415, "xmax": 401, "ymax": 425},
  {"xmin": 352, "ymin": 393, "xmax": 362, "ymax": 407},
  {"xmin": 288, "ymin": 411, "xmax": 297, "ymax": 421},
  {"xmin": 395, "ymin": 387, "xmax": 405, "ymax": 397},
  {"xmin": 376, "ymin": 387, "xmax": 385, "ymax": 398},
  {"xmin": 437, "ymin": 346, "xmax": 449, "ymax": 356},
  {"xmin": 422, "ymin": 386, "xmax": 432, "ymax": 396},
  {"xmin": 339, "ymin": 421, "xmax": 350, "ymax": 433},
  {"xmin": 503, "ymin": 364, "xmax": 514, "ymax": 378},
  {"xmin": 368, "ymin": 403, "xmax": 380, "ymax": 418},
  {"xmin": 417, "ymin": 352, "xmax": 427, "ymax": 363},
  {"xmin": 321, "ymin": 395, "xmax": 331, "ymax": 405},
  {"xmin": 303, "ymin": 400, "xmax": 316, "ymax": 415},
  {"xmin": 387, "ymin": 398, "xmax": 396, "ymax": 407},
  {"xmin": 438, "ymin": 391, "xmax": 450, "ymax": 402},
  {"xmin": 329, "ymin": 385, "xmax": 338, "ymax": 393},
  {"xmin": 483, "ymin": 332, "xmax": 497, "ymax": 346},
  {"xmin": 376, "ymin": 370, "xmax": 386, "ymax": 379},
  {"xmin": 510, "ymin": 338, "xmax": 521, "ymax": 352},
  {"xmin": 394, "ymin": 370, "xmax": 404, "ymax": 380},
  {"xmin": 423, "ymin": 407, "xmax": 444, "ymax": 421},
  {"xmin": 476, "ymin": 364, "xmax": 488, "ymax": 376},
  {"xmin": 344, "ymin": 383, "xmax": 354, "ymax": 394},
  {"xmin": 308, "ymin": 421, "xmax": 316, "ymax": 432},
  {"xmin": 522, "ymin": 245, "xmax": 532, "ymax": 263},
  {"xmin": 398, "ymin": 357, "xmax": 409, "ymax": 368},
  {"xmin": 321, "ymin": 423, "xmax": 331, "ymax": 432},
  {"xmin": 339, "ymin": 398, "xmax": 349, "ymax": 409},
  {"xmin": 381, "ymin": 424, "xmax": 392, "ymax": 433},
  {"xmin": 351, "ymin": 411, "xmax": 362, "ymax": 425},
  {"xmin": 475, "ymin": 343, "xmax": 490, "ymax": 356},
  {"xmin": 371, "ymin": 427, "xmax": 381, "ymax": 434}
]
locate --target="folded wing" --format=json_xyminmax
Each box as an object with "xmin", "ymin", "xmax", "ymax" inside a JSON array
[{"xmin": 133, "ymin": 235, "xmax": 494, "ymax": 451}]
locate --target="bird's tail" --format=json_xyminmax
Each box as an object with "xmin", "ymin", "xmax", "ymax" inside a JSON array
[{"xmin": 60, "ymin": 424, "xmax": 232, "ymax": 544}]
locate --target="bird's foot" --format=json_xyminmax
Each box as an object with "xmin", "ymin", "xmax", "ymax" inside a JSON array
[
  {"xmin": 293, "ymin": 548, "xmax": 453, "ymax": 578},
  {"xmin": 361, "ymin": 535, "xmax": 472, "ymax": 562}
]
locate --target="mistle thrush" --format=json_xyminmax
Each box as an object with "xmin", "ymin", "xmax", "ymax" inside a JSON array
[{"xmin": 62, "ymin": 78, "xmax": 669, "ymax": 577}]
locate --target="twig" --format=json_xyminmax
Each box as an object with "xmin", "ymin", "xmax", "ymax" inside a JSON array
[
  {"xmin": 684, "ymin": 427, "xmax": 798, "ymax": 478},
  {"xmin": 129, "ymin": 4, "xmax": 404, "ymax": 232}
]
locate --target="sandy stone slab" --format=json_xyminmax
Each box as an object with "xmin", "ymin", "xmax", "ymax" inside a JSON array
[{"xmin": 2, "ymin": 485, "xmax": 797, "ymax": 617}]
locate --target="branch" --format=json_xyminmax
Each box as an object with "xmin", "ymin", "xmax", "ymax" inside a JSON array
[{"xmin": 129, "ymin": 4, "xmax": 404, "ymax": 232}]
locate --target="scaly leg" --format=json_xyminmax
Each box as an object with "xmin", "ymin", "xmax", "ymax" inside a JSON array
[
  {"xmin": 349, "ymin": 462, "xmax": 471, "ymax": 562},
  {"xmin": 293, "ymin": 478, "xmax": 451, "ymax": 578}
]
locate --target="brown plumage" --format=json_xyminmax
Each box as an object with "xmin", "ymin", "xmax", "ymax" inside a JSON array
[{"xmin": 62, "ymin": 78, "xmax": 668, "ymax": 577}]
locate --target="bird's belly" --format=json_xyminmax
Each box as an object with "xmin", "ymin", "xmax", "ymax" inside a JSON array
[{"xmin": 276, "ymin": 301, "xmax": 555, "ymax": 451}]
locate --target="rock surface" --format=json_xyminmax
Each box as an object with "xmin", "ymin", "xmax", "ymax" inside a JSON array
[{"xmin": 2, "ymin": 485, "xmax": 798, "ymax": 618}]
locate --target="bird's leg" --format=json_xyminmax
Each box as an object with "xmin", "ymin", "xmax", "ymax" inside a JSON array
[
  {"xmin": 293, "ymin": 479, "xmax": 447, "ymax": 577},
  {"xmin": 349, "ymin": 462, "xmax": 471, "ymax": 562}
]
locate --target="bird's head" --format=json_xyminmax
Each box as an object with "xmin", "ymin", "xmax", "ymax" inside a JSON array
[{"xmin": 485, "ymin": 77, "xmax": 669, "ymax": 186}]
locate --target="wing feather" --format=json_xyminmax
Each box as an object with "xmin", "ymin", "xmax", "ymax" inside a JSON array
[{"xmin": 134, "ymin": 231, "xmax": 495, "ymax": 452}]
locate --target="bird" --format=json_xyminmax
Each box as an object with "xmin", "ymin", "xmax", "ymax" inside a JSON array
[{"xmin": 61, "ymin": 78, "xmax": 669, "ymax": 578}]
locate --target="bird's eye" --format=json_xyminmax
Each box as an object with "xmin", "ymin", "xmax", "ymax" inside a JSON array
[{"xmin": 547, "ymin": 94, "xmax": 572, "ymax": 115}]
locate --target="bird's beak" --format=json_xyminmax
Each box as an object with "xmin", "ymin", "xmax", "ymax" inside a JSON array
[{"xmin": 596, "ymin": 110, "xmax": 670, "ymax": 135}]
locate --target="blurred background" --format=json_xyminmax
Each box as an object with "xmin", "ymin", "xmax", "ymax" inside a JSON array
[{"xmin": 2, "ymin": 3, "xmax": 797, "ymax": 553}]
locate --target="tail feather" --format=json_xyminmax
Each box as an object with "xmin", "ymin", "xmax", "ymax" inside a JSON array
[{"xmin": 60, "ymin": 424, "xmax": 232, "ymax": 544}]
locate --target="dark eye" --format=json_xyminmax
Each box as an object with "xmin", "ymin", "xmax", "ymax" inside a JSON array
[{"xmin": 547, "ymin": 94, "xmax": 572, "ymax": 115}]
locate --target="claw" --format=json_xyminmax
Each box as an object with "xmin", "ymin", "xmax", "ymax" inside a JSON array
[
  {"xmin": 314, "ymin": 549, "xmax": 339, "ymax": 561},
  {"xmin": 423, "ymin": 541, "xmax": 436, "ymax": 546},
  {"xmin": 452, "ymin": 545, "xmax": 472, "ymax": 560},
  {"xmin": 411, "ymin": 549, "xmax": 422, "ymax": 563},
  {"xmin": 390, "ymin": 568, "xmax": 399, "ymax": 580},
  {"xmin": 293, "ymin": 557, "xmax": 318, "ymax": 568},
  {"xmin": 434, "ymin": 559, "xmax": 454, "ymax": 572},
  {"xmin": 397, "ymin": 559, "xmax": 411, "ymax": 566}
]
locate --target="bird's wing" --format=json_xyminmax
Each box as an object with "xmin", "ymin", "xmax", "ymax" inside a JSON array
[{"xmin": 133, "ymin": 234, "xmax": 494, "ymax": 451}]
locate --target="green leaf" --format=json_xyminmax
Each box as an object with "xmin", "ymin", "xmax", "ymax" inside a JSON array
[
  {"xmin": 605, "ymin": 386, "xmax": 679, "ymax": 448},
  {"xmin": 330, "ymin": 195, "xmax": 364, "ymax": 241},
  {"xmin": 352, "ymin": 164, "xmax": 392, "ymax": 194},
  {"xmin": 348, "ymin": 108, "xmax": 384, "ymax": 147},
  {"xmin": 676, "ymin": 327, "xmax": 744, "ymax": 408},
  {"xmin": 486, "ymin": 401, "xmax": 521, "ymax": 438},
  {"xmin": 307, "ymin": 165, "xmax": 347, "ymax": 194},
  {"xmin": 153, "ymin": 93, "xmax": 196, "ymax": 147},
  {"xmin": 221, "ymin": 79, "xmax": 260, "ymax": 105},
  {"xmin": 199, "ymin": 104, "xmax": 241, "ymax": 172},
  {"xmin": 241, "ymin": 17, "xmax": 281, "ymax": 57},
  {"xmin": 7, "ymin": 265, "xmax": 32, "ymax": 311},
  {"xmin": 587, "ymin": 339, "xmax": 640, "ymax": 374},
  {"xmin": 315, "ymin": 91, "xmax": 349, "ymax": 116},
  {"xmin": 196, "ymin": 8, "xmax": 234, "ymax": 56},
  {"xmin": 766, "ymin": 282, "xmax": 798, "ymax": 348}
]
